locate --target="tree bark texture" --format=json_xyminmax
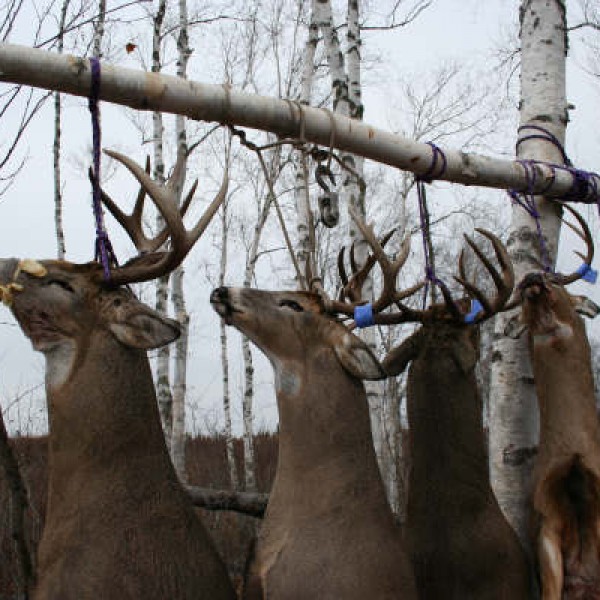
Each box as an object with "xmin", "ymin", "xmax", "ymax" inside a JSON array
[
  {"xmin": 489, "ymin": 0, "xmax": 567, "ymax": 553},
  {"xmin": 219, "ymin": 196, "xmax": 239, "ymax": 490},
  {"xmin": 293, "ymin": 14, "xmax": 318, "ymax": 272},
  {"xmin": 53, "ymin": 0, "xmax": 70, "ymax": 261},
  {"xmin": 150, "ymin": 0, "xmax": 174, "ymax": 450},
  {"xmin": 170, "ymin": 0, "xmax": 193, "ymax": 483}
]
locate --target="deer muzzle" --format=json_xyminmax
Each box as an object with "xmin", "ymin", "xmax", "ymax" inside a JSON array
[{"xmin": 0, "ymin": 259, "xmax": 47, "ymax": 306}]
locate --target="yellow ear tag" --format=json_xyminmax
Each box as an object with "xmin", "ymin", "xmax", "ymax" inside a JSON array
[{"xmin": 18, "ymin": 259, "xmax": 47, "ymax": 278}]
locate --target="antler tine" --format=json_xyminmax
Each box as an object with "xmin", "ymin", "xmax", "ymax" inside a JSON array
[
  {"xmin": 453, "ymin": 229, "xmax": 515, "ymax": 323},
  {"xmin": 340, "ymin": 230, "xmax": 396, "ymax": 304},
  {"xmin": 337, "ymin": 247, "xmax": 349, "ymax": 301},
  {"xmin": 347, "ymin": 206, "xmax": 421, "ymax": 319},
  {"xmin": 554, "ymin": 204, "xmax": 595, "ymax": 285},
  {"xmin": 103, "ymin": 149, "xmax": 228, "ymax": 286},
  {"xmin": 91, "ymin": 156, "xmax": 156, "ymax": 253}
]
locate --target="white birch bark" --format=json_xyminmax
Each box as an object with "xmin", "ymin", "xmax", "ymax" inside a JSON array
[
  {"xmin": 150, "ymin": 0, "xmax": 173, "ymax": 448},
  {"xmin": 219, "ymin": 196, "xmax": 239, "ymax": 490},
  {"xmin": 240, "ymin": 169, "xmax": 278, "ymax": 492},
  {"xmin": 489, "ymin": 0, "xmax": 567, "ymax": 551},
  {"xmin": 91, "ymin": 0, "xmax": 106, "ymax": 60},
  {"xmin": 293, "ymin": 14, "xmax": 318, "ymax": 270},
  {"xmin": 314, "ymin": 0, "xmax": 389, "ymax": 490},
  {"xmin": 53, "ymin": 0, "xmax": 70, "ymax": 260},
  {"xmin": 1, "ymin": 42, "xmax": 595, "ymax": 201},
  {"xmin": 170, "ymin": 0, "xmax": 192, "ymax": 482}
]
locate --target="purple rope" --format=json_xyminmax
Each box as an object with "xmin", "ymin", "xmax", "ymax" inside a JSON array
[
  {"xmin": 416, "ymin": 142, "xmax": 447, "ymax": 308},
  {"xmin": 516, "ymin": 125, "xmax": 571, "ymax": 166},
  {"xmin": 509, "ymin": 160, "xmax": 552, "ymax": 273},
  {"xmin": 516, "ymin": 124, "xmax": 600, "ymax": 213},
  {"xmin": 88, "ymin": 57, "xmax": 117, "ymax": 281}
]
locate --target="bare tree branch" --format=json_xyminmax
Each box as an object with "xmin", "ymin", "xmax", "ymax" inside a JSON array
[{"xmin": 186, "ymin": 485, "xmax": 268, "ymax": 518}]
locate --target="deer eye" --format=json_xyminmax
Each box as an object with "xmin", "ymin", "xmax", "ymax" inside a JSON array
[
  {"xmin": 279, "ymin": 299, "xmax": 304, "ymax": 312},
  {"xmin": 47, "ymin": 279, "xmax": 75, "ymax": 293}
]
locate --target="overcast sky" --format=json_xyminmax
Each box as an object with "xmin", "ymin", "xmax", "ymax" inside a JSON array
[{"xmin": 1, "ymin": 0, "xmax": 599, "ymax": 436}]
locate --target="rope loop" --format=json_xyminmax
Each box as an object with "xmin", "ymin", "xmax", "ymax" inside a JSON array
[
  {"xmin": 88, "ymin": 57, "xmax": 117, "ymax": 282},
  {"xmin": 415, "ymin": 142, "xmax": 448, "ymax": 308}
]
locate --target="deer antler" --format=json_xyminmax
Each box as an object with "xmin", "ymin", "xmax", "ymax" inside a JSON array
[
  {"xmin": 315, "ymin": 207, "xmax": 422, "ymax": 324},
  {"xmin": 365, "ymin": 227, "xmax": 513, "ymax": 326},
  {"xmin": 337, "ymin": 229, "xmax": 395, "ymax": 304},
  {"xmin": 99, "ymin": 149, "xmax": 228, "ymax": 286},
  {"xmin": 452, "ymin": 228, "xmax": 515, "ymax": 324},
  {"xmin": 552, "ymin": 204, "xmax": 595, "ymax": 286}
]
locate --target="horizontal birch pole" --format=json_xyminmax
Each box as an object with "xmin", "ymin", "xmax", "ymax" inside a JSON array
[{"xmin": 1, "ymin": 42, "xmax": 598, "ymax": 202}]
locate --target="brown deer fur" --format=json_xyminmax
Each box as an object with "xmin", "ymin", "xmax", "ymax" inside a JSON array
[
  {"xmin": 211, "ymin": 286, "xmax": 417, "ymax": 600},
  {"xmin": 508, "ymin": 272, "xmax": 600, "ymax": 599},
  {"xmin": 384, "ymin": 311, "xmax": 531, "ymax": 599},
  {"xmin": 0, "ymin": 258, "xmax": 235, "ymax": 600}
]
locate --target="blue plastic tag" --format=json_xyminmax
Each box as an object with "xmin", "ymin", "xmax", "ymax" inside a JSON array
[
  {"xmin": 464, "ymin": 299, "xmax": 483, "ymax": 324},
  {"xmin": 576, "ymin": 263, "xmax": 598, "ymax": 284},
  {"xmin": 354, "ymin": 303, "xmax": 375, "ymax": 328}
]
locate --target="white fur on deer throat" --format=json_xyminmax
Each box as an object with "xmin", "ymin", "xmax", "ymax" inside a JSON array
[
  {"xmin": 44, "ymin": 341, "xmax": 76, "ymax": 389},
  {"xmin": 532, "ymin": 322, "xmax": 573, "ymax": 347},
  {"xmin": 273, "ymin": 360, "xmax": 301, "ymax": 396}
]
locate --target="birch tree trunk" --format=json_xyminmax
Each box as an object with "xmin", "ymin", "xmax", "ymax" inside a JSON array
[
  {"xmin": 53, "ymin": 0, "xmax": 71, "ymax": 260},
  {"xmin": 169, "ymin": 0, "xmax": 192, "ymax": 483},
  {"xmin": 313, "ymin": 0, "xmax": 390, "ymax": 493},
  {"xmin": 91, "ymin": 0, "xmax": 106, "ymax": 60},
  {"xmin": 219, "ymin": 194, "xmax": 239, "ymax": 490},
  {"xmin": 489, "ymin": 0, "xmax": 567, "ymax": 552},
  {"xmin": 150, "ymin": 0, "xmax": 173, "ymax": 449},
  {"xmin": 293, "ymin": 13, "xmax": 318, "ymax": 271},
  {"xmin": 240, "ymin": 156, "xmax": 281, "ymax": 491}
]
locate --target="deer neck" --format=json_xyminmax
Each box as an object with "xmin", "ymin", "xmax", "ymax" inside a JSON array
[
  {"xmin": 407, "ymin": 331, "xmax": 489, "ymax": 501},
  {"xmin": 270, "ymin": 347, "xmax": 383, "ymax": 508},
  {"xmin": 529, "ymin": 319, "xmax": 599, "ymax": 446},
  {"xmin": 44, "ymin": 330, "xmax": 172, "ymax": 507}
]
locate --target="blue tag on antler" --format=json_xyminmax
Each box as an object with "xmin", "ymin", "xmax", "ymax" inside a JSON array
[
  {"xmin": 576, "ymin": 263, "xmax": 598, "ymax": 284},
  {"xmin": 464, "ymin": 299, "xmax": 483, "ymax": 324},
  {"xmin": 354, "ymin": 303, "xmax": 375, "ymax": 328}
]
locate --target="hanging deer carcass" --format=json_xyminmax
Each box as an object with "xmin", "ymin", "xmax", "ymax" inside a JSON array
[
  {"xmin": 210, "ymin": 222, "xmax": 420, "ymax": 599},
  {"xmin": 505, "ymin": 205, "xmax": 600, "ymax": 600},
  {"xmin": 379, "ymin": 226, "xmax": 531, "ymax": 599},
  {"xmin": 0, "ymin": 150, "xmax": 236, "ymax": 600}
]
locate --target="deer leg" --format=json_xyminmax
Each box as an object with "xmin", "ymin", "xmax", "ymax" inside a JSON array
[{"xmin": 538, "ymin": 518, "xmax": 564, "ymax": 600}]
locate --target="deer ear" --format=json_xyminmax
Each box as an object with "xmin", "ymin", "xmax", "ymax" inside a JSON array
[
  {"xmin": 109, "ymin": 305, "xmax": 181, "ymax": 350},
  {"xmin": 382, "ymin": 329, "xmax": 422, "ymax": 376},
  {"xmin": 504, "ymin": 314, "xmax": 527, "ymax": 339},
  {"xmin": 333, "ymin": 331, "xmax": 386, "ymax": 381},
  {"xmin": 571, "ymin": 295, "xmax": 600, "ymax": 319}
]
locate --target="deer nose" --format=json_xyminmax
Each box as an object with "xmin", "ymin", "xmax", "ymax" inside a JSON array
[{"xmin": 210, "ymin": 287, "xmax": 230, "ymax": 305}]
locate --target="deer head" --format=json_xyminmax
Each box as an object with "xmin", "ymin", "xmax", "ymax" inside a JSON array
[
  {"xmin": 0, "ymin": 150, "xmax": 227, "ymax": 385},
  {"xmin": 210, "ymin": 224, "xmax": 419, "ymax": 599},
  {"xmin": 0, "ymin": 152, "xmax": 235, "ymax": 599}
]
